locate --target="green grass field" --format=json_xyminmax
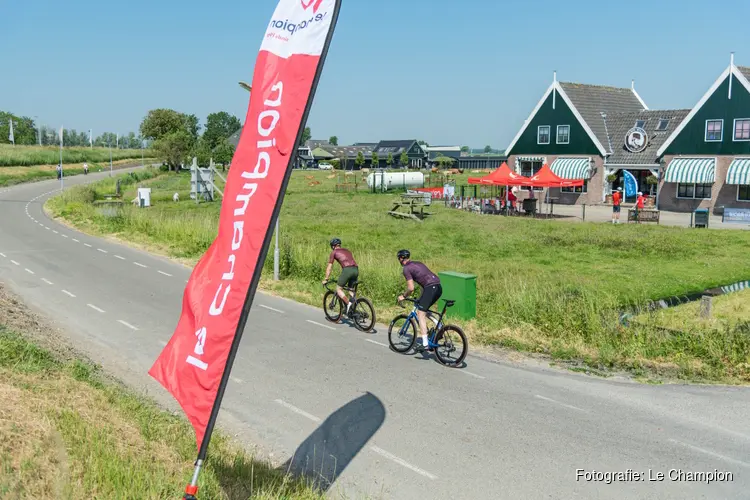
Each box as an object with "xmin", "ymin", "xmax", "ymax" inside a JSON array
[
  {"xmin": 46, "ymin": 169, "xmax": 750, "ymax": 383},
  {"xmin": 0, "ymin": 160, "xmax": 157, "ymax": 188},
  {"xmin": 0, "ymin": 290, "xmax": 322, "ymax": 500},
  {"xmin": 0, "ymin": 144, "xmax": 152, "ymax": 167}
]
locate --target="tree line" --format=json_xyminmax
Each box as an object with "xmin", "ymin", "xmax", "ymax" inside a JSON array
[{"xmin": 0, "ymin": 110, "xmax": 145, "ymax": 148}]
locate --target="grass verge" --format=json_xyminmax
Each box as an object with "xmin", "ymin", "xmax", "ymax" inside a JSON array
[
  {"xmin": 0, "ymin": 144, "xmax": 153, "ymax": 167},
  {"xmin": 0, "ymin": 285, "xmax": 323, "ymax": 500},
  {"xmin": 45, "ymin": 170, "xmax": 750, "ymax": 383}
]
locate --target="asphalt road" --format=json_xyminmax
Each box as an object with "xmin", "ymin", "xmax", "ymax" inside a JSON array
[{"xmin": 2, "ymin": 170, "xmax": 750, "ymax": 500}]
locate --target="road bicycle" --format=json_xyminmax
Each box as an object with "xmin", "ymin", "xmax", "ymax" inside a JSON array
[
  {"xmin": 323, "ymin": 279, "xmax": 376, "ymax": 333},
  {"xmin": 388, "ymin": 297, "xmax": 468, "ymax": 367}
]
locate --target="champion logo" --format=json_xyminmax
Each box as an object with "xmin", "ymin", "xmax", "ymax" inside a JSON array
[{"xmin": 301, "ymin": 0, "xmax": 324, "ymax": 13}]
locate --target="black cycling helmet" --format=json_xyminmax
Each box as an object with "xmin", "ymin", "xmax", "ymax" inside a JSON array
[
  {"xmin": 330, "ymin": 238, "xmax": 341, "ymax": 248},
  {"xmin": 397, "ymin": 249, "xmax": 410, "ymax": 260}
]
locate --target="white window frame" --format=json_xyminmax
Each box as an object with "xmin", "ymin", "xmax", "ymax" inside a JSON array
[
  {"xmin": 656, "ymin": 119, "xmax": 670, "ymax": 131},
  {"xmin": 738, "ymin": 185, "xmax": 750, "ymax": 202},
  {"xmin": 556, "ymin": 125, "xmax": 570, "ymax": 145},
  {"xmin": 733, "ymin": 118, "xmax": 750, "ymax": 142},
  {"xmin": 635, "ymin": 120, "xmax": 646, "ymax": 129},
  {"xmin": 537, "ymin": 126, "xmax": 551, "ymax": 145},
  {"xmin": 705, "ymin": 119, "xmax": 723, "ymax": 142},
  {"xmin": 561, "ymin": 180, "xmax": 588, "ymax": 194},
  {"xmin": 676, "ymin": 183, "xmax": 713, "ymax": 200}
]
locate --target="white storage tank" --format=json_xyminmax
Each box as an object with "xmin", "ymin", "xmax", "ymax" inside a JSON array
[{"xmin": 366, "ymin": 171, "xmax": 424, "ymax": 190}]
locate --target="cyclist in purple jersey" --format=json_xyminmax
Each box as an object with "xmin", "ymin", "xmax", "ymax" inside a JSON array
[
  {"xmin": 323, "ymin": 238, "xmax": 359, "ymax": 315},
  {"xmin": 396, "ymin": 249, "xmax": 442, "ymax": 351}
]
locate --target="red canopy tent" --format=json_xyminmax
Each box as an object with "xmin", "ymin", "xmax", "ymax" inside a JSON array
[
  {"xmin": 528, "ymin": 163, "xmax": 584, "ymax": 188},
  {"xmin": 468, "ymin": 162, "xmax": 532, "ymax": 185}
]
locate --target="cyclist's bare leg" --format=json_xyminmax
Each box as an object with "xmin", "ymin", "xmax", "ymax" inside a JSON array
[
  {"xmin": 416, "ymin": 309, "xmax": 430, "ymax": 348},
  {"xmin": 336, "ymin": 285, "xmax": 350, "ymax": 305}
]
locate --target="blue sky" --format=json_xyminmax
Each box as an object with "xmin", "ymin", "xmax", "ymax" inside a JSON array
[{"xmin": 2, "ymin": 0, "xmax": 749, "ymax": 148}]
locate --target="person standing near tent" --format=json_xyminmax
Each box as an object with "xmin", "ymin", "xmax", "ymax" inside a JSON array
[
  {"xmin": 612, "ymin": 187, "xmax": 622, "ymax": 224},
  {"xmin": 634, "ymin": 191, "xmax": 646, "ymax": 222}
]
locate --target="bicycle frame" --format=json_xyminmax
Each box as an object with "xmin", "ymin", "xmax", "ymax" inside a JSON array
[{"xmin": 400, "ymin": 299, "xmax": 449, "ymax": 347}]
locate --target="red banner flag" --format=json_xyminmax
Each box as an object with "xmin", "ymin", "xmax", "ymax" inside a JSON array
[{"xmin": 149, "ymin": 0, "xmax": 341, "ymax": 448}]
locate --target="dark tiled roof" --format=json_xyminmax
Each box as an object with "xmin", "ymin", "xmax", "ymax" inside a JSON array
[
  {"xmin": 374, "ymin": 140, "xmax": 419, "ymax": 154},
  {"xmin": 605, "ymin": 109, "xmax": 690, "ymax": 164},
  {"xmin": 559, "ymin": 82, "xmax": 646, "ymax": 152},
  {"xmin": 306, "ymin": 139, "xmax": 331, "ymax": 149},
  {"xmin": 739, "ymin": 66, "xmax": 750, "ymax": 82},
  {"xmin": 322, "ymin": 145, "xmax": 373, "ymax": 158},
  {"xmin": 227, "ymin": 127, "xmax": 242, "ymax": 149}
]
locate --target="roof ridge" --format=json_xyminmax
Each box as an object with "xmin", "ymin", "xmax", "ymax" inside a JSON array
[{"xmin": 559, "ymin": 81, "xmax": 633, "ymax": 91}]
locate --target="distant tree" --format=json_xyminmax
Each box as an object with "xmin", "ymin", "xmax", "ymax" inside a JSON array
[
  {"xmin": 0, "ymin": 112, "xmax": 37, "ymax": 145},
  {"xmin": 301, "ymin": 126, "xmax": 312, "ymax": 144},
  {"xmin": 127, "ymin": 132, "xmax": 138, "ymax": 149},
  {"xmin": 329, "ymin": 135, "xmax": 338, "ymax": 146},
  {"xmin": 191, "ymin": 137, "xmax": 212, "ymax": 167},
  {"xmin": 355, "ymin": 151, "xmax": 365, "ymax": 169},
  {"xmin": 140, "ymin": 108, "xmax": 198, "ymax": 143},
  {"xmin": 213, "ymin": 142, "xmax": 235, "ymax": 171},
  {"xmin": 203, "ymin": 111, "xmax": 241, "ymax": 150},
  {"xmin": 437, "ymin": 156, "xmax": 455, "ymax": 169},
  {"xmin": 371, "ymin": 151, "xmax": 379, "ymax": 169},
  {"xmin": 400, "ymin": 151, "xmax": 409, "ymax": 169},
  {"xmin": 417, "ymin": 140, "xmax": 429, "ymax": 146},
  {"xmin": 460, "ymin": 145, "xmax": 470, "ymax": 153},
  {"xmin": 386, "ymin": 152, "xmax": 394, "ymax": 168},
  {"xmin": 484, "ymin": 145, "xmax": 492, "ymax": 153},
  {"xmin": 153, "ymin": 130, "xmax": 193, "ymax": 171}
]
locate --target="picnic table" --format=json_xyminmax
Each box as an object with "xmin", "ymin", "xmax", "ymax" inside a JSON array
[
  {"xmin": 388, "ymin": 192, "xmax": 434, "ymax": 222},
  {"xmin": 628, "ymin": 208, "xmax": 660, "ymax": 224}
]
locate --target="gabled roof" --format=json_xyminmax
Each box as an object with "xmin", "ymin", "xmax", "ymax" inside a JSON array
[
  {"xmin": 424, "ymin": 146, "xmax": 461, "ymax": 152},
  {"xmin": 606, "ymin": 109, "xmax": 690, "ymax": 165},
  {"xmin": 505, "ymin": 80, "xmax": 646, "ymax": 157},
  {"xmin": 374, "ymin": 140, "xmax": 420, "ymax": 154},
  {"xmin": 559, "ymin": 82, "xmax": 647, "ymax": 152},
  {"xmin": 322, "ymin": 145, "xmax": 374, "ymax": 158},
  {"xmin": 658, "ymin": 63, "xmax": 750, "ymax": 156}
]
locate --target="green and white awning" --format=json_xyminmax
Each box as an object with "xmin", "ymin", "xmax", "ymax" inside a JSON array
[
  {"xmin": 725, "ymin": 158, "xmax": 750, "ymax": 185},
  {"xmin": 663, "ymin": 158, "xmax": 716, "ymax": 184},
  {"xmin": 550, "ymin": 157, "xmax": 592, "ymax": 179}
]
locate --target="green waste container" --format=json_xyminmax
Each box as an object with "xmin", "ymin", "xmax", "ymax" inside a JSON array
[
  {"xmin": 694, "ymin": 208, "xmax": 709, "ymax": 228},
  {"xmin": 437, "ymin": 271, "xmax": 477, "ymax": 320}
]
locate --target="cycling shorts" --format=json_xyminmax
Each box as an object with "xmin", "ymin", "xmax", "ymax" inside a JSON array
[
  {"xmin": 417, "ymin": 284, "xmax": 442, "ymax": 311},
  {"xmin": 337, "ymin": 266, "xmax": 359, "ymax": 288}
]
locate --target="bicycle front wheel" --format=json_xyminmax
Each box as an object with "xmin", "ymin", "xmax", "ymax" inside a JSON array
[
  {"xmin": 352, "ymin": 297, "xmax": 376, "ymax": 333},
  {"xmin": 323, "ymin": 291, "xmax": 342, "ymax": 323},
  {"xmin": 433, "ymin": 325, "xmax": 468, "ymax": 367},
  {"xmin": 388, "ymin": 314, "xmax": 417, "ymax": 353}
]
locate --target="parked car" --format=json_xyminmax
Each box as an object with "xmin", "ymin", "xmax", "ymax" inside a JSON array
[{"xmin": 319, "ymin": 163, "xmax": 333, "ymax": 170}]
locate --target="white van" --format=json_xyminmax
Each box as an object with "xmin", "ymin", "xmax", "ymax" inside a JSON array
[{"xmin": 318, "ymin": 163, "xmax": 333, "ymax": 170}]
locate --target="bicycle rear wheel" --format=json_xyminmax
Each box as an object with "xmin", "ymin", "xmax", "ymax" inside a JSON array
[
  {"xmin": 388, "ymin": 314, "xmax": 417, "ymax": 353},
  {"xmin": 323, "ymin": 291, "xmax": 342, "ymax": 323},
  {"xmin": 433, "ymin": 325, "xmax": 468, "ymax": 367},
  {"xmin": 352, "ymin": 297, "xmax": 376, "ymax": 332}
]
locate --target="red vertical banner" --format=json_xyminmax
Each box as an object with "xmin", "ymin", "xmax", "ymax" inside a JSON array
[{"xmin": 149, "ymin": 0, "xmax": 342, "ymax": 448}]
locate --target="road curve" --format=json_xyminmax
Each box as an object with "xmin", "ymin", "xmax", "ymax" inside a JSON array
[{"xmin": 1, "ymin": 171, "xmax": 750, "ymax": 499}]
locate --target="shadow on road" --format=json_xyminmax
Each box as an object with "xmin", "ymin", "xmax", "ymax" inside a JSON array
[{"xmin": 279, "ymin": 391, "xmax": 386, "ymax": 491}]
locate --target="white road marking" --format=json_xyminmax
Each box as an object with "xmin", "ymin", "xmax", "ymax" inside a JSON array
[
  {"xmin": 669, "ymin": 439, "xmax": 750, "ymax": 469},
  {"xmin": 41, "ymin": 278, "xmax": 54, "ymax": 285},
  {"xmin": 158, "ymin": 270, "xmax": 172, "ymax": 277},
  {"xmin": 274, "ymin": 399, "xmax": 321, "ymax": 423},
  {"xmin": 84, "ymin": 243, "xmax": 92, "ymax": 248},
  {"xmin": 535, "ymin": 395, "xmax": 586, "ymax": 412},
  {"xmin": 62, "ymin": 290, "xmax": 76, "ymax": 298},
  {"xmin": 10, "ymin": 260, "xmax": 19, "ymax": 266},
  {"xmin": 114, "ymin": 255, "xmax": 126, "ymax": 260},
  {"xmin": 370, "ymin": 446, "xmax": 438, "ymax": 480},
  {"xmin": 134, "ymin": 262, "xmax": 147, "ymax": 268},
  {"xmin": 230, "ymin": 376, "xmax": 243, "ymax": 384},
  {"xmin": 306, "ymin": 320, "xmax": 336, "ymax": 331},
  {"xmin": 52, "ymin": 230, "xmax": 59, "ymax": 234},
  {"xmin": 72, "ymin": 238, "xmax": 80, "ymax": 243},
  {"xmin": 0, "ymin": 252, "xmax": 5, "ymax": 257},
  {"xmin": 24, "ymin": 268, "xmax": 35, "ymax": 275},
  {"xmin": 117, "ymin": 320, "xmax": 138, "ymax": 331},
  {"xmin": 45, "ymin": 227, "xmax": 50, "ymax": 230},
  {"xmin": 158, "ymin": 340, "xmax": 168, "ymax": 347},
  {"xmin": 458, "ymin": 370, "xmax": 486, "ymax": 380},
  {"xmin": 259, "ymin": 304, "xmax": 285, "ymax": 314},
  {"xmin": 97, "ymin": 248, "xmax": 108, "ymax": 254},
  {"xmin": 61, "ymin": 234, "xmax": 68, "ymax": 238},
  {"xmin": 87, "ymin": 304, "xmax": 106, "ymax": 313},
  {"xmin": 366, "ymin": 339, "xmax": 389, "ymax": 347}
]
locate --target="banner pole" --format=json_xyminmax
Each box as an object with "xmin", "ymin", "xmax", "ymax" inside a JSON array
[{"xmin": 182, "ymin": 2, "xmax": 342, "ymax": 497}]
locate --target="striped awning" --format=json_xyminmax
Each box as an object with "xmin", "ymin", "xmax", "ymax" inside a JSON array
[
  {"xmin": 550, "ymin": 157, "xmax": 591, "ymax": 179},
  {"xmin": 663, "ymin": 158, "xmax": 716, "ymax": 184},
  {"xmin": 726, "ymin": 158, "xmax": 750, "ymax": 185}
]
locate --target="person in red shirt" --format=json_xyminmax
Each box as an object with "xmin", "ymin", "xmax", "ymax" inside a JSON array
[
  {"xmin": 322, "ymin": 238, "xmax": 358, "ymax": 315},
  {"xmin": 635, "ymin": 191, "xmax": 646, "ymax": 222},
  {"xmin": 612, "ymin": 187, "xmax": 622, "ymax": 224}
]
